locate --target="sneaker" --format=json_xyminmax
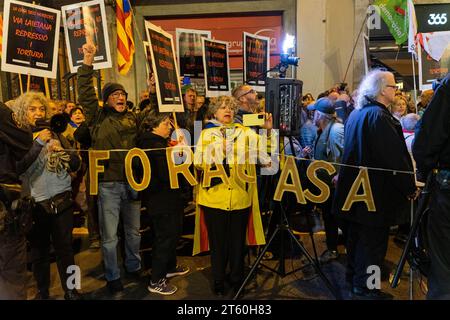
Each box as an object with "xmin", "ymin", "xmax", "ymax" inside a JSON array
[
  {"xmin": 148, "ymin": 278, "xmax": 177, "ymax": 295},
  {"xmin": 166, "ymin": 265, "xmax": 190, "ymax": 278},
  {"xmin": 106, "ymin": 279, "xmax": 124, "ymax": 294},
  {"xmin": 318, "ymin": 250, "xmax": 339, "ymax": 264}
]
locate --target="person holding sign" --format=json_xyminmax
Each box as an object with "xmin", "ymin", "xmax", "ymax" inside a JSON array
[
  {"xmin": 334, "ymin": 70, "xmax": 416, "ymax": 300},
  {"xmin": 77, "ymin": 43, "xmax": 142, "ymax": 294},
  {"xmin": 193, "ymin": 96, "xmax": 269, "ymax": 297}
]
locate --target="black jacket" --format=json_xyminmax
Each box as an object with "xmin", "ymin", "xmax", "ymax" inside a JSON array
[
  {"xmin": 334, "ymin": 101, "xmax": 415, "ymax": 227},
  {"xmin": 0, "ymin": 102, "xmax": 33, "ymax": 184},
  {"xmin": 137, "ymin": 131, "xmax": 183, "ymax": 214},
  {"xmin": 77, "ymin": 64, "xmax": 139, "ymax": 182},
  {"xmin": 413, "ymin": 73, "xmax": 450, "ymax": 178}
]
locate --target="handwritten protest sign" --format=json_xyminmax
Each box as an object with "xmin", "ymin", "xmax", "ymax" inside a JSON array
[
  {"xmin": 145, "ymin": 21, "xmax": 184, "ymax": 112},
  {"xmin": 1, "ymin": 0, "xmax": 60, "ymax": 78},
  {"xmin": 202, "ymin": 38, "xmax": 231, "ymax": 97},
  {"xmin": 61, "ymin": 0, "xmax": 112, "ymax": 74}
]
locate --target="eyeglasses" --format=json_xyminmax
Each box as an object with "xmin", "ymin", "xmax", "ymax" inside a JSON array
[
  {"xmin": 385, "ymin": 85, "xmax": 397, "ymax": 89},
  {"xmin": 111, "ymin": 91, "xmax": 127, "ymax": 99},
  {"xmin": 238, "ymin": 88, "xmax": 256, "ymax": 99}
]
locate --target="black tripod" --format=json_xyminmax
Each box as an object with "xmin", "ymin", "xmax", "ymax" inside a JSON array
[
  {"xmin": 391, "ymin": 173, "xmax": 433, "ymax": 289},
  {"xmin": 233, "ymin": 138, "xmax": 339, "ymax": 300}
]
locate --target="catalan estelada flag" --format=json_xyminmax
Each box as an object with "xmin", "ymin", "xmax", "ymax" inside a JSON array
[{"xmin": 116, "ymin": 0, "xmax": 135, "ymax": 75}]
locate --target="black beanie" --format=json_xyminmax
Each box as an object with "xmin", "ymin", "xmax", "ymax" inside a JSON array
[{"xmin": 102, "ymin": 82, "xmax": 127, "ymax": 103}]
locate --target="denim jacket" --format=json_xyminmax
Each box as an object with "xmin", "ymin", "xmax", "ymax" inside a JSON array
[{"xmin": 24, "ymin": 147, "xmax": 72, "ymax": 202}]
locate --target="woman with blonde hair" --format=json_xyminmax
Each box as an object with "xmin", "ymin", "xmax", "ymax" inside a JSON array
[{"xmin": 390, "ymin": 95, "xmax": 408, "ymax": 120}]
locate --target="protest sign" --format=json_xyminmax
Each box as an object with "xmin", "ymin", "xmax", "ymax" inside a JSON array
[
  {"xmin": 61, "ymin": 0, "xmax": 112, "ymax": 74},
  {"xmin": 418, "ymin": 42, "xmax": 450, "ymax": 90},
  {"xmin": 145, "ymin": 21, "xmax": 184, "ymax": 112},
  {"xmin": 1, "ymin": 0, "xmax": 60, "ymax": 78},
  {"xmin": 88, "ymin": 148, "xmax": 377, "ymax": 213},
  {"xmin": 243, "ymin": 32, "xmax": 270, "ymax": 91},
  {"xmin": 176, "ymin": 28, "xmax": 211, "ymax": 79},
  {"xmin": 202, "ymin": 38, "xmax": 231, "ymax": 97}
]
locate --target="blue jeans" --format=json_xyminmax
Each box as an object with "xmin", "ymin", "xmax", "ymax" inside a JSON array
[{"xmin": 98, "ymin": 182, "xmax": 141, "ymax": 281}]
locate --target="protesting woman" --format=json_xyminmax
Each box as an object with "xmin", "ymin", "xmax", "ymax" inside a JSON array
[{"xmin": 193, "ymin": 96, "xmax": 268, "ymax": 296}]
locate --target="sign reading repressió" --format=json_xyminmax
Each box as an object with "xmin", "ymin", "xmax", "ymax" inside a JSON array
[
  {"xmin": 145, "ymin": 21, "xmax": 184, "ymax": 112},
  {"xmin": 1, "ymin": 0, "xmax": 60, "ymax": 79},
  {"xmin": 61, "ymin": 0, "xmax": 112, "ymax": 74},
  {"xmin": 202, "ymin": 38, "xmax": 231, "ymax": 97}
]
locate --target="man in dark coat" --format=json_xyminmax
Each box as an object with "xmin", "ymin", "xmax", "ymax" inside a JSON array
[
  {"xmin": 413, "ymin": 73, "xmax": 450, "ymax": 299},
  {"xmin": 0, "ymin": 102, "xmax": 33, "ymax": 299},
  {"xmin": 334, "ymin": 70, "xmax": 416, "ymax": 300}
]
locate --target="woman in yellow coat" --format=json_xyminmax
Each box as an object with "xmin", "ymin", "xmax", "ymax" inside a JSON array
[{"xmin": 193, "ymin": 96, "xmax": 268, "ymax": 296}]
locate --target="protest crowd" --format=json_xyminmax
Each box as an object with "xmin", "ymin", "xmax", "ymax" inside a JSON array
[{"xmin": 1, "ymin": 0, "xmax": 450, "ymax": 302}]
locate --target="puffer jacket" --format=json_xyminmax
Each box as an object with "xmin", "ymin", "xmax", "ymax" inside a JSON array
[{"xmin": 77, "ymin": 64, "xmax": 138, "ymax": 182}]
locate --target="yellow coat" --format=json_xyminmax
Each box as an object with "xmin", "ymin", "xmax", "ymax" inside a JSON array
[{"xmin": 192, "ymin": 123, "xmax": 267, "ymax": 255}]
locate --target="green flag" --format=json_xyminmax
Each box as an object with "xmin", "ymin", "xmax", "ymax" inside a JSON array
[{"xmin": 374, "ymin": 0, "xmax": 408, "ymax": 45}]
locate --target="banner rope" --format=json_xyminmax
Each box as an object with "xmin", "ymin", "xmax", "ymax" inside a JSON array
[{"xmin": 59, "ymin": 145, "xmax": 416, "ymax": 176}]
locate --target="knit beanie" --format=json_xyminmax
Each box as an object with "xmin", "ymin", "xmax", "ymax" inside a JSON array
[{"xmin": 102, "ymin": 82, "xmax": 127, "ymax": 104}]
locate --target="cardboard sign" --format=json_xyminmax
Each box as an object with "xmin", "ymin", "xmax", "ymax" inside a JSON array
[
  {"xmin": 202, "ymin": 38, "xmax": 231, "ymax": 97},
  {"xmin": 243, "ymin": 32, "xmax": 270, "ymax": 92},
  {"xmin": 176, "ymin": 28, "xmax": 211, "ymax": 79},
  {"xmin": 418, "ymin": 42, "xmax": 450, "ymax": 90},
  {"xmin": 61, "ymin": 0, "xmax": 112, "ymax": 74},
  {"xmin": 145, "ymin": 21, "xmax": 184, "ymax": 112},
  {"xmin": 1, "ymin": 0, "xmax": 60, "ymax": 78}
]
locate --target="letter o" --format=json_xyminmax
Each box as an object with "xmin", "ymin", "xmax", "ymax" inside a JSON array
[{"xmin": 125, "ymin": 148, "xmax": 151, "ymax": 191}]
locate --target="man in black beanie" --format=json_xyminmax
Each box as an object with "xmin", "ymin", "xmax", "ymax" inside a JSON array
[{"xmin": 77, "ymin": 43, "xmax": 142, "ymax": 294}]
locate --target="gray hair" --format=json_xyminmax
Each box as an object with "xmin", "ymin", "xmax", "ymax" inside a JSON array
[
  {"xmin": 355, "ymin": 69, "xmax": 392, "ymax": 109},
  {"xmin": 400, "ymin": 113, "xmax": 420, "ymax": 131},
  {"xmin": 12, "ymin": 91, "xmax": 50, "ymax": 127},
  {"xmin": 207, "ymin": 96, "xmax": 238, "ymax": 118}
]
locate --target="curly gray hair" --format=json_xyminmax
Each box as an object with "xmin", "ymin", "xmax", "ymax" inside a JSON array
[
  {"xmin": 12, "ymin": 91, "xmax": 50, "ymax": 127},
  {"xmin": 355, "ymin": 70, "xmax": 392, "ymax": 110},
  {"xmin": 207, "ymin": 96, "xmax": 238, "ymax": 119}
]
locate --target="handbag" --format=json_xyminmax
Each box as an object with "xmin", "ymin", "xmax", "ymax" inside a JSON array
[{"xmin": 38, "ymin": 191, "xmax": 73, "ymax": 215}]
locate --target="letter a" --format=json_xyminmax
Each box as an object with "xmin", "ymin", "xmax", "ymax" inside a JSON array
[
  {"xmin": 342, "ymin": 168, "xmax": 376, "ymax": 212},
  {"xmin": 273, "ymin": 156, "xmax": 306, "ymax": 204}
]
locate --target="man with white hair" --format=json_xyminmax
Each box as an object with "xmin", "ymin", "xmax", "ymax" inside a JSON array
[{"xmin": 334, "ymin": 70, "xmax": 416, "ymax": 300}]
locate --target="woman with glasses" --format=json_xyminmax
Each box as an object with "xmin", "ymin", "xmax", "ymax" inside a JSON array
[{"xmin": 193, "ymin": 96, "xmax": 268, "ymax": 297}]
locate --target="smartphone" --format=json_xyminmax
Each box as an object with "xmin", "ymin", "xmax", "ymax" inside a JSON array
[{"xmin": 243, "ymin": 113, "xmax": 265, "ymax": 127}]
